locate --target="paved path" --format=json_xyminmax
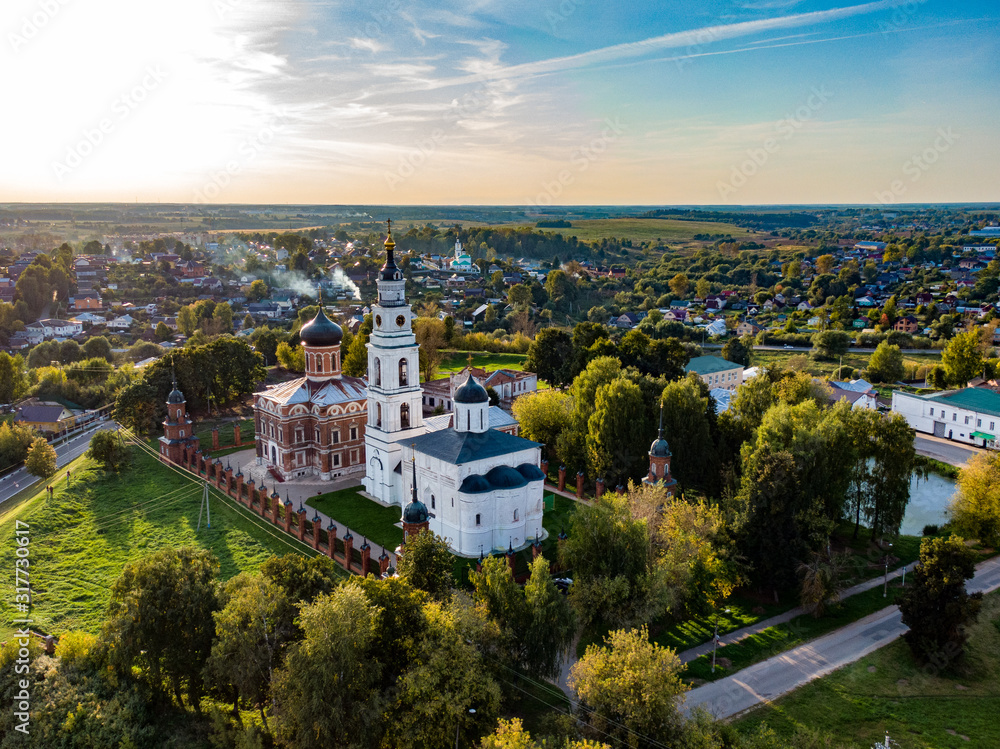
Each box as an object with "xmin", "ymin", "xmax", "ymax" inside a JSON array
[
  {"xmin": 0, "ymin": 421, "xmax": 116, "ymax": 506},
  {"xmin": 683, "ymin": 555, "xmax": 1000, "ymax": 720},
  {"xmin": 914, "ymin": 434, "xmax": 983, "ymax": 468},
  {"xmin": 677, "ymin": 561, "xmax": 915, "ymax": 664}
]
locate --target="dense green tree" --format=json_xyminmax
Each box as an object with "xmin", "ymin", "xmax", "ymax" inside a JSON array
[
  {"xmin": 25, "ymin": 437, "xmax": 56, "ymax": 478},
  {"xmin": 246, "ymin": 278, "xmax": 269, "ymax": 302},
  {"xmin": 100, "ymin": 547, "xmax": 219, "ymax": 706},
  {"xmin": 82, "ymin": 335, "xmax": 113, "ymax": 362},
  {"xmin": 276, "ymin": 340, "xmax": 305, "ymax": 372},
  {"xmin": 810, "ymin": 329, "xmax": 851, "ymax": 360},
  {"xmin": 0, "ymin": 352, "xmax": 27, "ymax": 403},
  {"xmin": 722, "ymin": 334, "xmax": 753, "ymax": 367},
  {"xmin": 556, "ymin": 356, "xmax": 622, "ymax": 474},
  {"xmin": 587, "ymin": 377, "xmax": 647, "ymax": 486},
  {"xmin": 86, "ymin": 430, "xmax": 131, "ymax": 472},
  {"xmin": 397, "ymin": 529, "xmax": 454, "ymax": 601},
  {"xmin": 899, "ymin": 535, "xmax": 982, "ymax": 663},
  {"xmin": 569, "ymin": 626, "xmax": 689, "ymax": 749},
  {"xmin": 950, "ymin": 451, "xmax": 1000, "ymax": 546},
  {"xmin": 657, "ymin": 374, "xmax": 717, "ymax": 493},
  {"xmin": 0, "ymin": 421, "xmax": 38, "ymax": 470},
  {"xmin": 942, "ymin": 328, "xmax": 986, "ymax": 386},
  {"xmin": 525, "ymin": 328, "xmax": 574, "ymax": 388},
  {"xmin": 213, "ymin": 301, "xmax": 234, "ymax": 333},
  {"xmin": 272, "ymin": 586, "xmax": 384, "ymax": 749},
  {"xmin": 866, "ymin": 340, "xmax": 905, "ymax": 383},
  {"xmin": 112, "ymin": 380, "xmax": 160, "ymax": 434},
  {"xmin": 342, "ymin": 315, "xmax": 371, "ymax": 377},
  {"xmin": 511, "ymin": 388, "xmax": 572, "ymax": 462}
]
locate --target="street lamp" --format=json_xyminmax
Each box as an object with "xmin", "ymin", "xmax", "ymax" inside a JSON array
[
  {"xmin": 883, "ymin": 543, "xmax": 893, "ymax": 598},
  {"xmin": 711, "ymin": 608, "xmax": 732, "ymax": 674},
  {"xmin": 456, "ymin": 708, "xmax": 476, "ymax": 749}
]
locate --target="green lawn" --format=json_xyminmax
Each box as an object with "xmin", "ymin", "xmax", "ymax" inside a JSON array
[
  {"xmin": 0, "ymin": 447, "xmax": 327, "ymax": 641},
  {"xmin": 734, "ymin": 591, "xmax": 1000, "ymax": 748},
  {"xmin": 306, "ymin": 486, "xmax": 404, "ymax": 551},
  {"xmin": 439, "ymin": 351, "xmax": 530, "ymax": 374},
  {"xmin": 751, "ymin": 349, "xmax": 942, "ymax": 380},
  {"xmin": 194, "ymin": 418, "xmax": 255, "ymax": 449}
]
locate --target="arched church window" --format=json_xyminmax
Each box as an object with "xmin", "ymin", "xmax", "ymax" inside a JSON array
[
  {"xmin": 400, "ymin": 403, "xmax": 410, "ymax": 429},
  {"xmin": 514, "ymin": 509, "xmax": 518, "ymax": 521},
  {"xmin": 467, "ymin": 412, "xmax": 470, "ymax": 431},
  {"xmin": 399, "ymin": 358, "xmax": 408, "ymax": 386},
  {"xmin": 475, "ymin": 513, "xmax": 481, "ymax": 526},
  {"xmin": 480, "ymin": 411, "xmax": 483, "ymax": 429},
  {"xmin": 180, "ymin": 429, "xmax": 185, "ymax": 437},
  {"xmin": 375, "ymin": 358, "xmax": 381, "ymax": 387},
  {"xmin": 431, "ymin": 495, "xmax": 435, "ymax": 509},
  {"xmin": 376, "ymin": 403, "xmax": 382, "ymax": 428}
]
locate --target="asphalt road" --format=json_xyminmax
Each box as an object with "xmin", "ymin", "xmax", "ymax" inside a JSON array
[
  {"xmin": 0, "ymin": 421, "xmax": 117, "ymax": 506},
  {"xmin": 914, "ymin": 434, "xmax": 982, "ymax": 468},
  {"xmin": 683, "ymin": 555, "xmax": 1000, "ymax": 720}
]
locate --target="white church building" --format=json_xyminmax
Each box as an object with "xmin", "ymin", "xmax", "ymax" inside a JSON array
[{"xmin": 363, "ymin": 224, "xmax": 545, "ymax": 556}]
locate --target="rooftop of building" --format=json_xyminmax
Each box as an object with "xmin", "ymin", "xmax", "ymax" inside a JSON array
[{"xmin": 684, "ymin": 355, "xmax": 743, "ymax": 376}]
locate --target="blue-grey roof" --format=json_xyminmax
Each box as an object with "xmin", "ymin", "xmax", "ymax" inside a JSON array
[
  {"xmin": 460, "ymin": 474, "xmax": 492, "ymax": 493},
  {"xmin": 685, "ymin": 355, "xmax": 742, "ymax": 376},
  {"xmin": 485, "ymin": 465, "xmax": 527, "ymax": 489},
  {"xmin": 516, "ymin": 463, "xmax": 546, "ymax": 481},
  {"xmin": 406, "ymin": 428, "xmax": 540, "ymax": 465}
]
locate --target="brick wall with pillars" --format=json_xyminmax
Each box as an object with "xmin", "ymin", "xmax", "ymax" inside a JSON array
[
  {"xmin": 326, "ymin": 522, "xmax": 338, "ymax": 559},
  {"xmin": 595, "ymin": 478, "xmax": 605, "ymax": 499},
  {"xmin": 296, "ymin": 505, "xmax": 307, "ymax": 542},
  {"xmin": 540, "ymin": 459, "xmax": 549, "ymax": 479},
  {"xmin": 379, "ymin": 550, "xmax": 390, "ymax": 576},
  {"xmin": 506, "ymin": 547, "xmax": 516, "ymax": 575},
  {"xmin": 311, "ymin": 514, "xmax": 322, "ymax": 550},
  {"xmin": 233, "ymin": 423, "xmax": 242, "ymax": 446},
  {"xmin": 558, "ymin": 465, "xmax": 566, "ymax": 491},
  {"xmin": 212, "ymin": 427, "xmax": 220, "ymax": 450},
  {"xmin": 576, "ymin": 472, "xmax": 584, "ymax": 499},
  {"xmin": 283, "ymin": 500, "xmax": 293, "ymax": 534},
  {"xmin": 270, "ymin": 491, "xmax": 281, "ymax": 524},
  {"xmin": 360, "ymin": 538, "xmax": 371, "ymax": 576},
  {"xmin": 342, "ymin": 533, "xmax": 354, "ymax": 572}
]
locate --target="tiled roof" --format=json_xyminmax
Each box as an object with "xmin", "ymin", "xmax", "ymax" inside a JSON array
[
  {"xmin": 925, "ymin": 388, "xmax": 1000, "ymax": 418},
  {"xmin": 685, "ymin": 355, "xmax": 741, "ymax": 375}
]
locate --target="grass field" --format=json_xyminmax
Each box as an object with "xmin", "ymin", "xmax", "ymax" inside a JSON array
[
  {"xmin": 306, "ymin": 486, "xmax": 404, "ymax": 551},
  {"xmin": 440, "ymin": 351, "xmax": 530, "ymax": 374},
  {"xmin": 0, "ymin": 447, "xmax": 327, "ymax": 641},
  {"xmin": 752, "ymin": 349, "xmax": 942, "ymax": 379},
  {"xmin": 527, "ymin": 218, "xmax": 756, "ymax": 243},
  {"xmin": 734, "ymin": 591, "xmax": 1000, "ymax": 748}
]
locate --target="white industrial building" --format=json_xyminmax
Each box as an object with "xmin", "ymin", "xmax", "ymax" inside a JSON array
[{"xmin": 891, "ymin": 388, "xmax": 1000, "ymax": 448}]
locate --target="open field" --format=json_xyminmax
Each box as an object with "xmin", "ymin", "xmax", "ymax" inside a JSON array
[
  {"xmin": 752, "ymin": 349, "xmax": 942, "ymax": 379},
  {"xmin": 439, "ymin": 350, "xmax": 530, "ymax": 373},
  {"xmin": 734, "ymin": 591, "xmax": 1000, "ymax": 748},
  {"xmin": 527, "ymin": 218, "xmax": 756, "ymax": 243},
  {"xmin": 0, "ymin": 447, "xmax": 328, "ymax": 641}
]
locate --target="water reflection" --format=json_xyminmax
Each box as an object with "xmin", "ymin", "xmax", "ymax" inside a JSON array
[{"xmin": 900, "ymin": 472, "xmax": 957, "ymax": 536}]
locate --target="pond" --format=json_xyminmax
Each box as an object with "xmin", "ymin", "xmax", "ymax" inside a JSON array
[{"xmin": 900, "ymin": 471, "xmax": 957, "ymax": 536}]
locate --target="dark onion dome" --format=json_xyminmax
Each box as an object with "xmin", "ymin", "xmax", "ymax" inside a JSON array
[
  {"xmin": 649, "ymin": 436, "xmax": 671, "ymax": 458},
  {"xmin": 454, "ymin": 371, "xmax": 489, "ymax": 404},
  {"xmin": 460, "ymin": 474, "xmax": 492, "ymax": 493},
  {"xmin": 380, "ymin": 229, "xmax": 402, "ymax": 281},
  {"xmin": 167, "ymin": 384, "xmax": 185, "ymax": 404},
  {"xmin": 516, "ymin": 463, "xmax": 546, "ymax": 481},
  {"xmin": 299, "ymin": 306, "xmax": 343, "ymax": 347},
  {"xmin": 485, "ymin": 464, "xmax": 528, "ymax": 489},
  {"xmin": 402, "ymin": 496, "xmax": 429, "ymax": 523}
]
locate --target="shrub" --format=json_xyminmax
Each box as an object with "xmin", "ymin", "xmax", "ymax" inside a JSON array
[{"xmin": 922, "ymin": 524, "xmax": 940, "ymax": 537}]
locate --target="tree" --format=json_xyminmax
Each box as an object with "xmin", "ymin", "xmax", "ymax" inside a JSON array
[
  {"xmin": 155, "ymin": 321, "xmax": 172, "ymax": 341},
  {"xmin": 481, "ymin": 719, "xmax": 611, "ymax": 749},
  {"xmin": 242, "ymin": 313, "xmax": 253, "ymax": 329},
  {"xmin": 272, "ymin": 586, "xmax": 384, "ymax": 749},
  {"xmin": 525, "ymin": 328, "xmax": 574, "ymax": 388},
  {"xmin": 508, "ymin": 284, "xmax": 532, "ymax": 307},
  {"xmin": 696, "ymin": 277, "xmax": 711, "ymax": 299},
  {"xmin": 471, "ymin": 555, "xmax": 575, "ymax": 680},
  {"xmin": 213, "ymin": 301, "xmax": 233, "ymax": 333},
  {"xmin": 668, "ymin": 273, "xmax": 690, "ymax": 297},
  {"xmin": 0, "ymin": 351, "xmax": 27, "ymax": 403},
  {"xmin": 100, "ymin": 547, "xmax": 219, "ymax": 706},
  {"xmin": 722, "ymin": 334, "xmax": 753, "ymax": 367},
  {"xmin": 246, "ymin": 279, "xmax": 269, "ymax": 302},
  {"xmin": 276, "ymin": 341, "xmax": 305, "ymax": 372},
  {"xmin": 815, "ymin": 254, "xmax": 835, "ymax": 275},
  {"xmin": 342, "ymin": 315, "xmax": 371, "ymax": 377},
  {"xmin": 511, "ymin": 389, "xmax": 572, "ymax": 462},
  {"xmin": 949, "ymin": 451, "xmax": 1000, "ymax": 546},
  {"xmin": 557, "ymin": 356, "xmax": 622, "ymax": 475},
  {"xmin": 810, "ymin": 329, "xmax": 850, "ymax": 360},
  {"xmin": 899, "ymin": 535, "xmax": 982, "ymax": 663},
  {"xmin": 568, "ymin": 626, "xmax": 689, "ymax": 748},
  {"xmin": 82, "ymin": 335, "xmax": 113, "ymax": 362},
  {"xmin": 86, "ymin": 430, "xmax": 131, "ymax": 472},
  {"xmin": 25, "ymin": 437, "xmax": 56, "ymax": 478},
  {"xmin": 177, "ymin": 305, "xmax": 197, "ymax": 336},
  {"xmin": 544, "ymin": 269, "xmax": 577, "ymax": 307},
  {"xmin": 397, "ymin": 529, "xmax": 454, "ymax": 601},
  {"xmin": 658, "ymin": 375, "xmax": 716, "ymax": 493},
  {"xmin": 587, "ymin": 377, "xmax": 646, "ymax": 487},
  {"xmin": 413, "ymin": 317, "xmax": 446, "ymax": 382},
  {"xmin": 112, "ymin": 381, "xmax": 160, "ymax": 434},
  {"xmin": 942, "ymin": 328, "xmax": 986, "ymax": 386},
  {"xmin": 867, "ymin": 340, "xmax": 904, "ymax": 383},
  {"xmin": 797, "ymin": 552, "xmax": 848, "ymax": 618}
]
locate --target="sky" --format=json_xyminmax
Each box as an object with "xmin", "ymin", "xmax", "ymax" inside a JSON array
[{"xmin": 2, "ymin": 0, "xmax": 998, "ymax": 206}]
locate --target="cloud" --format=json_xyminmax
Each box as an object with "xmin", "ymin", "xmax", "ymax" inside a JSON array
[{"xmin": 349, "ymin": 37, "xmax": 386, "ymax": 53}]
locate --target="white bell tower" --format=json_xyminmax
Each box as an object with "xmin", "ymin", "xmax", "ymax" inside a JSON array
[{"xmin": 363, "ymin": 220, "xmax": 425, "ymax": 506}]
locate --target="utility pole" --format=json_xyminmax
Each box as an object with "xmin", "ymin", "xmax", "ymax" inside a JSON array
[{"xmin": 197, "ymin": 481, "xmax": 211, "ymax": 531}]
